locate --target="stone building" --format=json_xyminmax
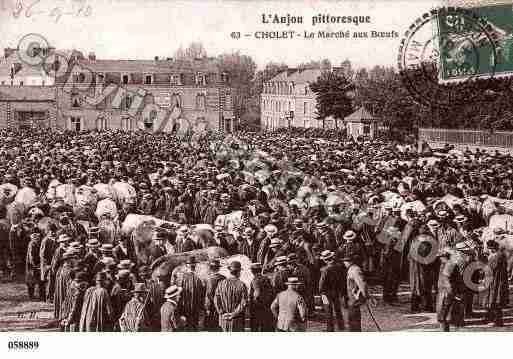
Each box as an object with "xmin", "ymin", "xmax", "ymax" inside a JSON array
[
  {"xmin": 0, "ymin": 48, "xmax": 55, "ymax": 87},
  {"xmin": 261, "ymin": 68, "xmax": 322, "ymax": 130},
  {"xmin": 0, "ymin": 48, "xmax": 236, "ymax": 132},
  {"xmin": 0, "ymin": 86, "xmax": 56, "ymax": 129}
]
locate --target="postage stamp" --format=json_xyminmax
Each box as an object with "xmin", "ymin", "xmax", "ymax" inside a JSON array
[{"xmin": 398, "ymin": 5, "xmax": 513, "ymax": 108}]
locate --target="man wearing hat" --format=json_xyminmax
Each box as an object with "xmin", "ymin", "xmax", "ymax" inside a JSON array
[
  {"xmin": 271, "ymin": 256, "xmax": 291, "ymax": 294},
  {"xmin": 25, "ymin": 232, "xmax": 44, "ymax": 300},
  {"xmin": 61, "ymin": 272, "xmax": 89, "ymax": 332},
  {"xmin": 83, "ymin": 238, "xmax": 101, "ymax": 278},
  {"xmin": 483, "ymin": 239, "xmax": 508, "ymax": 327},
  {"xmin": 287, "ymin": 253, "xmax": 314, "ymax": 314},
  {"xmin": 408, "ymin": 226, "xmax": 437, "ymax": 313},
  {"xmin": 79, "ymin": 272, "xmax": 113, "ymax": 332},
  {"xmin": 174, "ymin": 257, "xmax": 205, "ymax": 331},
  {"xmin": 113, "ymin": 234, "xmax": 137, "ymax": 264},
  {"xmin": 343, "ymin": 253, "xmax": 368, "ymax": 332},
  {"xmin": 315, "ymin": 221, "xmax": 337, "ymax": 252},
  {"xmin": 111, "ymin": 269, "xmax": 135, "ymax": 330},
  {"xmin": 262, "ymin": 237, "xmax": 283, "ymax": 272},
  {"xmin": 54, "ymin": 250, "xmax": 77, "ymax": 321},
  {"xmin": 160, "ymin": 285, "xmax": 185, "ymax": 331},
  {"xmin": 48, "ymin": 233, "xmax": 72, "ymax": 301},
  {"xmin": 119, "ymin": 283, "xmax": 151, "ymax": 332},
  {"xmin": 319, "ymin": 250, "xmax": 346, "ymax": 331},
  {"xmin": 380, "ymin": 224, "xmax": 403, "ymax": 305},
  {"xmin": 204, "ymin": 259, "xmax": 225, "ymax": 331},
  {"xmin": 249, "ymin": 262, "xmax": 274, "ymax": 332},
  {"xmin": 270, "ymin": 277, "xmax": 307, "ymax": 332},
  {"xmin": 436, "ymin": 242, "xmax": 470, "ymax": 332},
  {"xmin": 214, "ymin": 261, "xmax": 248, "ymax": 332},
  {"xmin": 40, "ymin": 223, "xmax": 58, "ymax": 302}
]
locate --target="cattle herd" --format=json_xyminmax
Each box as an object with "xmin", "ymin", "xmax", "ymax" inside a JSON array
[{"xmin": 0, "ymin": 127, "xmax": 512, "ymax": 332}]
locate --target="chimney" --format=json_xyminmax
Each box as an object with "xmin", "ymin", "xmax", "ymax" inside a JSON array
[
  {"xmin": 154, "ymin": 56, "xmax": 159, "ymax": 61},
  {"xmin": 4, "ymin": 48, "xmax": 15, "ymax": 59},
  {"xmin": 88, "ymin": 52, "xmax": 96, "ymax": 61}
]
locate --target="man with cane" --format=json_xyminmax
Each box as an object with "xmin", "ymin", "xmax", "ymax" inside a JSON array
[
  {"xmin": 343, "ymin": 253, "xmax": 369, "ymax": 332},
  {"xmin": 119, "ymin": 283, "xmax": 152, "ymax": 332}
]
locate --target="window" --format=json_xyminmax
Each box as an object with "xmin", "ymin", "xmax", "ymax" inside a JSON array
[
  {"xmin": 97, "ymin": 73, "xmax": 105, "ymax": 83},
  {"xmin": 72, "ymin": 96, "xmax": 80, "ymax": 108},
  {"xmin": 144, "ymin": 110, "xmax": 157, "ymax": 129},
  {"xmin": 42, "ymin": 80, "xmax": 45, "ymax": 86},
  {"xmin": 170, "ymin": 74, "xmax": 181, "ymax": 85},
  {"xmin": 19, "ymin": 81, "xmax": 24, "ymax": 86},
  {"xmin": 70, "ymin": 117, "xmax": 81, "ymax": 131},
  {"xmin": 363, "ymin": 125, "xmax": 370, "ymax": 134},
  {"xmin": 121, "ymin": 116, "xmax": 133, "ymax": 131},
  {"xmin": 96, "ymin": 116, "xmax": 108, "ymax": 130},
  {"xmin": 171, "ymin": 93, "xmax": 181, "ymax": 108},
  {"xmin": 122, "ymin": 74, "xmax": 130, "ymax": 85},
  {"xmin": 196, "ymin": 94, "xmax": 206, "ymax": 110},
  {"xmin": 145, "ymin": 74, "xmax": 153, "ymax": 85},
  {"xmin": 304, "ymin": 102, "xmax": 307, "ymax": 115},
  {"xmin": 16, "ymin": 111, "xmax": 47, "ymax": 129},
  {"xmin": 1, "ymin": 81, "xmax": 4, "ymax": 85}
]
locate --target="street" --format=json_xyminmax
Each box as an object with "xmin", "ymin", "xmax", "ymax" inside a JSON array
[{"xmin": 2, "ymin": 278, "xmax": 512, "ymax": 332}]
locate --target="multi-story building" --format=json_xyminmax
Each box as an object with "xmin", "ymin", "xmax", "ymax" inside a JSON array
[
  {"xmin": 0, "ymin": 48, "xmax": 236, "ymax": 132},
  {"xmin": 261, "ymin": 68, "xmax": 322, "ymax": 130},
  {"xmin": 0, "ymin": 48, "xmax": 55, "ymax": 87}
]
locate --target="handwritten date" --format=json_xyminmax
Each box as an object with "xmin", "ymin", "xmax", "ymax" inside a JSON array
[{"xmin": 2, "ymin": 0, "xmax": 93, "ymax": 23}]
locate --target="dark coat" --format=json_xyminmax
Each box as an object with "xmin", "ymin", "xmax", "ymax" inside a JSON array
[{"xmin": 483, "ymin": 251, "xmax": 509, "ymax": 309}]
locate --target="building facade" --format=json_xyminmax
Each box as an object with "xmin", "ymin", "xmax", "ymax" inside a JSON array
[
  {"xmin": 0, "ymin": 48, "xmax": 236, "ymax": 132},
  {"xmin": 261, "ymin": 68, "xmax": 322, "ymax": 130},
  {"xmin": 0, "ymin": 87, "xmax": 56, "ymax": 129}
]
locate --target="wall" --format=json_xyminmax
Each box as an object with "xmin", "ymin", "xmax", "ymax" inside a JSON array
[
  {"xmin": 56, "ymin": 84, "xmax": 233, "ymax": 132},
  {"xmin": 419, "ymin": 128, "xmax": 513, "ymax": 150},
  {"xmin": 0, "ymin": 101, "xmax": 56, "ymax": 128}
]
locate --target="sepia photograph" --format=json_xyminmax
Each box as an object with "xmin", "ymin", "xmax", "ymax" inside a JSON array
[{"xmin": 1, "ymin": 1, "xmax": 513, "ymax": 349}]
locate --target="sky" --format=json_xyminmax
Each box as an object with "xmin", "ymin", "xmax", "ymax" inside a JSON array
[{"xmin": 0, "ymin": 0, "xmax": 444, "ymax": 70}]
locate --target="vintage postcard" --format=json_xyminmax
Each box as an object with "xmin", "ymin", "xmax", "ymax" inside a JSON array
[{"xmin": 1, "ymin": 1, "xmax": 513, "ymax": 351}]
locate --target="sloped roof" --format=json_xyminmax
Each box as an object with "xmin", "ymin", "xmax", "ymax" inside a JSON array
[
  {"xmin": 0, "ymin": 86, "xmax": 55, "ymax": 101},
  {"xmin": 0, "ymin": 51, "xmax": 52, "ymax": 77},
  {"xmin": 344, "ymin": 107, "xmax": 379, "ymax": 123},
  {"xmin": 269, "ymin": 68, "xmax": 322, "ymax": 84},
  {"xmin": 287, "ymin": 68, "xmax": 322, "ymax": 83},
  {"xmin": 270, "ymin": 70, "xmax": 292, "ymax": 82},
  {"xmin": 77, "ymin": 58, "xmax": 219, "ymax": 74}
]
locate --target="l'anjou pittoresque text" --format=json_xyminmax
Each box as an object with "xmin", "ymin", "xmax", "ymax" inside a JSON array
[{"xmin": 262, "ymin": 13, "xmax": 372, "ymax": 26}]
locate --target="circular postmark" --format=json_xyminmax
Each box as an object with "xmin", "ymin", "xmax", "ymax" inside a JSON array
[
  {"xmin": 398, "ymin": 7, "xmax": 506, "ymax": 109},
  {"xmin": 17, "ymin": 33, "xmax": 50, "ymax": 67}
]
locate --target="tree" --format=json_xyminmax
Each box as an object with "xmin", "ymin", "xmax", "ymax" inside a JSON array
[
  {"xmin": 174, "ymin": 42, "xmax": 207, "ymax": 60},
  {"xmin": 309, "ymin": 70, "xmax": 354, "ymax": 128},
  {"xmin": 339, "ymin": 59, "xmax": 354, "ymax": 79},
  {"xmin": 298, "ymin": 59, "xmax": 331, "ymax": 71},
  {"xmin": 217, "ymin": 51, "xmax": 257, "ymax": 124}
]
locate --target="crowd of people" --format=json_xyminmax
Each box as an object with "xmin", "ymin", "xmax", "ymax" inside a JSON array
[{"xmin": 0, "ymin": 127, "xmax": 511, "ymax": 332}]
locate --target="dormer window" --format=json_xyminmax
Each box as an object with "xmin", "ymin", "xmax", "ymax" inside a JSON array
[
  {"xmin": 170, "ymin": 74, "xmax": 181, "ymax": 85},
  {"xmin": 144, "ymin": 74, "xmax": 153, "ymax": 85},
  {"xmin": 71, "ymin": 94, "xmax": 81, "ymax": 108},
  {"xmin": 73, "ymin": 72, "xmax": 86, "ymax": 83},
  {"xmin": 195, "ymin": 72, "xmax": 207, "ymax": 86},
  {"xmin": 196, "ymin": 93, "xmax": 206, "ymax": 110}
]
